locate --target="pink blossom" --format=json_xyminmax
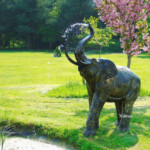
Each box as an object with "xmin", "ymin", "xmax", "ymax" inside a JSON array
[
  {"xmin": 132, "ymin": 51, "xmax": 141, "ymax": 56},
  {"xmin": 94, "ymin": 0, "xmax": 150, "ymax": 56},
  {"xmin": 142, "ymin": 46, "xmax": 148, "ymax": 51},
  {"xmin": 142, "ymin": 33, "xmax": 149, "ymax": 40}
]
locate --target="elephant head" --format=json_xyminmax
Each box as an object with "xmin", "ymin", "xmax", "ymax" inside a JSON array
[{"xmin": 65, "ymin": 24, "xmax": 118, "ymax": 84}]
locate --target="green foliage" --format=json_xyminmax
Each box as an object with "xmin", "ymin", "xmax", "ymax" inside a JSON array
[
  {"xmin": 0, "ymin": 0, "xmax": 97, "ymax": 49},
  {"xmin": 80, "ymin": 16, "xmax": 117, "ymax": 51},
  {"xmin": 102, "ymin": 39, "xmax": 122, "ymax": 53},
  {"xmin": 0, "ymin": 0, "xmax": 42, "ymax": 49},
  {"xmin": 148, "ymin": 16, "xmax": 150, "ymax": 34}
]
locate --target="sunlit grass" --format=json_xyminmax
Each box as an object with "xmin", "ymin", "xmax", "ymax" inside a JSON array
[
  {"xmin": 46, "ymin": 81, "xmax": 150, "ymax": 98},
  {"xmin": 46, "ymin": 82, "xmax": 87, "ymax": 98},
  {"xmin": 0, "ymin": 51, "xmax": 150, "ymax": 90},
  {"xmin": 0, "ymin": 51, "xmax": 150, "ymax": 150}
]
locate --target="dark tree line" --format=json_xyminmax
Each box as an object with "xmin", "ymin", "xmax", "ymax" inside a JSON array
[{"xmin": 0, "ymin": 0, "xmax": 97, "ymax": 49}]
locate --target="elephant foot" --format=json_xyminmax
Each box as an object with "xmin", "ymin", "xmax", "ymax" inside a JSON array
[
  {"xmin": 117, "ymin": 126, "xmax": 129, "ymax": 132},
  {"xmin": 82, "ymin": 128, "xmax": 96, "ymax": 137},
  {"xmin": 115, "ymin": 120, "xmax": 120, "ymax": 126}
]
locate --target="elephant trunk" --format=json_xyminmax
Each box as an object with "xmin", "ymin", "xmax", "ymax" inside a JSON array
[
  {"xmin": 75, "ymin": 24, "xmax": 94, "ymax": 65},
  {"xmin": 65, "ymin": 24, "xmax": 94, "ymax": 66},
  {"xmin": 64, "ymin": 48, "xmax": 78, "ymax": 65}
]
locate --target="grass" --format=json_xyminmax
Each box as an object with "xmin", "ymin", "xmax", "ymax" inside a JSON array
[
  {"xmin": 0, "ymin": 50, "xmax": 150, "ymax": 149},
  {"xmin": 46, "ymin": 82, "xmax": 150, "ymax": 98},
  {"xmin": 46, "ymin": 82, "xmax": 87, "ymax": 98}
]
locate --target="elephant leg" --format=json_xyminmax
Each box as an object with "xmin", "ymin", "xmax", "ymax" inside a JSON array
[
  {"xmin": 118, "ymin": 80, "xmax": 139, "ymax": 132},
  {"xmin": 95, "ymin": 101, "xmax": 105, "ymax": 129},
  {"xmin": 88, "ymin": 93, "xmax": 93, "ymax": 110},
  {"xmin": 115, "ymin": 102, "xmax": 122, "ymax": 126},
  {"xmin": 82, "ymin": 92, "xmax": 105, "ymax": 137},
  {"xmin": 118, "ymin": 101, "xmax": 134, "ymax": 132},
  {"xmin": 86, "ymin": 84, "xmax": 94, "ymax": 109}
]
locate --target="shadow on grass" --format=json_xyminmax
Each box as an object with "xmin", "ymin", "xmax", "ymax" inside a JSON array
[{"xmin": 137, "ymin": 55, "xmax": 150, "ymax": 59}]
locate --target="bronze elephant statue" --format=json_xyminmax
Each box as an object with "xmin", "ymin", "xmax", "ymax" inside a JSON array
[{"xmin": 65, "ymin": 24, "xmax": 141, "ymax": 136}]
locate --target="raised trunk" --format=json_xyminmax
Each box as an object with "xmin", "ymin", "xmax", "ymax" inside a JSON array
[
  {"xmin": 75, "ymin": 24, "xmax": 94, "ymax": 64},
  {"xmin": 127, "ymin": 54, "xmax": 132, "ymax": 68},
  {"xmin": 65, "ymin": 24, "xmax": 95, "ymax": 66},
  {"xmin": 64, "ymin": 48, "xmax": 78, "ymax": 65}
]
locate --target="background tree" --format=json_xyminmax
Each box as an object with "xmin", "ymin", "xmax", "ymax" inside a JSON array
[
  {"xmin": 39, "ymin": 0, "xmax": 98, "ymax": 49},
  {"xmin": 81, "ymin": 16, "xmax": 117, "ymax": 57},
  {"xmin": 94, "ymin": 0, "xmax": 150, "ymax": 68},
  {"xmin": 1, "ymin": 0, "xmax": 141, "ymax": 52},
  {"xmin": 0, "ymin": 0, "xmax": 97, "ymax": 49},
  {"xmin": 0, "ymin": 0, "xmax": 43, "ymax": 49}
]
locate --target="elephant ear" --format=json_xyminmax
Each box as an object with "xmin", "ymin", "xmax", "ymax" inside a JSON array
[{"xmin": 99, "ymin": 59, "xmax": 118, "ymax": 80}]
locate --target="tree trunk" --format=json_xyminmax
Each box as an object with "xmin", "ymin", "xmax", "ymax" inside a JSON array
[{"xmin": 127, "ymin": 54, "xmax": 132, "ymax": 68}]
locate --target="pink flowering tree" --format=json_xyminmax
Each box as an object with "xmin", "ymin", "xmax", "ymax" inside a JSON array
[{"xmin": 94, "ymin": 0, "xmax": 150, "ymax": 68}]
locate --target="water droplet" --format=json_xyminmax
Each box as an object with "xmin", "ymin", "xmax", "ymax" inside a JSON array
[{"xmin": 61, "ymin": 23, "xmax": 89, "ymax": 51}]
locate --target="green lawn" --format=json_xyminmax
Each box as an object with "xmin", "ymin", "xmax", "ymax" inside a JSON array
[{"xmin": 0, "ymin": 51, "xmax": 150, "ymax": 149}]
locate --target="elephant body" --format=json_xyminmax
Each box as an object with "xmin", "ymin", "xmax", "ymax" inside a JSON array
[
  {"xmin": 96, "ymin": 63, "xmax": 140, "ymax": 102},
  {"xmin": 65, "ymin": 24, "xmax": 141, "ymax": 136},
  {"xmin": 80, "ymin": 58, "xmax": 140, "ymax": 101},
  {"xmin": 105, "ymin": 66, "xmax": 140, "ymax": 101}
]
